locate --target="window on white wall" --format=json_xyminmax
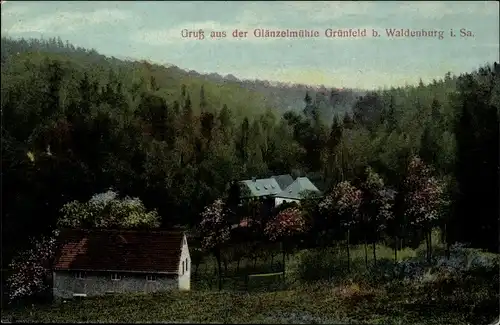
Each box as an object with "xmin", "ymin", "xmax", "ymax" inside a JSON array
[
  {"xmin": 182, "ymin": 261, "xmax": 185, "ymax": 274},
  {"xmin": 185, "ymin": 258, "xmax": 189, "ymax": 272},
  {"xmin": 111, "ymin": 273, "xmax": 121, "ymax": 281},
  {"xmin": 146, "ymin": 275, "xmax": 157, "ymax": 282}
]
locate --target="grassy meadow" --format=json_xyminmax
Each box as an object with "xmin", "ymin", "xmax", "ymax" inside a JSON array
[{"xmin": 4, "ymin": 231, "xmax": 499, "ymax": 324}]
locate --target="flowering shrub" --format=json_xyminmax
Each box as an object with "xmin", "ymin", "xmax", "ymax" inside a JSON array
[
  {"xmin": 198, "ymin": 198, "xmax": 232, "ymax": 290},
  {"xmin": 433, "ymin": 244, "xmax": 499, "ymax": 274},
  {"xmin": 317, "ymin": 194, "xmax": 333, "ymax": 215},
  {"xmin": 375, "ymin": 191, "xmax": 394, "ymax": 232},
  {"xmin": 403, "ymin": 156, "xmax": 445, "ymax": 229},
  {"xmin": 199, "ymin": 199, "xmax": 231, "ymax": 251},
  {"xmin": 58, "ymin": 190, "xmax": 160, "ymax": 229},
  {"xmin": 394, "ymin": 260, "xmax": 426, "ymax": 281},
  {"xmin": 264, "ymin": 208, "xmax": 308, "ymax": 242},
  {"xmin": 7, "ymin": 229, "xmax": 59, "ymax": 303},
  {"xmin": 360, "ymin": 167, "xmax": 394, "ymax": 233},
  {"xmin": 320, "ymin": 181, "xmax": 362, "ymax": 228}
]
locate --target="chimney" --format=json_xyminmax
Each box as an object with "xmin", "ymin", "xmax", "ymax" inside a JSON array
[{"xmin": 252, "ymin": 177, "xmax": 256, "ymax": 182}]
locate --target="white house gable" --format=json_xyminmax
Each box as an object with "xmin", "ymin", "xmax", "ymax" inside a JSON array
[{"xmin": 177, "ymin": 234, "xmax": 191, "ymax": 290}]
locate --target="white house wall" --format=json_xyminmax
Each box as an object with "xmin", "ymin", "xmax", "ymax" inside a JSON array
[
  {"xmin": 53, "ymin": 271, "xmax": 177, "ymax": 299},
  {"xmin": 274, "ymin": 197, "xmax": 300, "ymax": 207},
  {"xmin": 178, "ymin": 234, "xmax": 191, "ymax": 290}
]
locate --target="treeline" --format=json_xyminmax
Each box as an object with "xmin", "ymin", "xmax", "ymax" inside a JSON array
[
  {"xmin": 1, "ymin": 37, "xmax": 498, "ymax": 270},
  {"xmin": 192, "ymin": 69, "xmax": 364, "ymax": 118},
  {"xmin": 0, "ymin": 37, "xmax": 362, "ymax": 122}
]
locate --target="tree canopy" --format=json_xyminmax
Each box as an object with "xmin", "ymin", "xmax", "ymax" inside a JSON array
[{"xmin": 2, "ymin": 36, "xmax": 498, "ymax": 275}]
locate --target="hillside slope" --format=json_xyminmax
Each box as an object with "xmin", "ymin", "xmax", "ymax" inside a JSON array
[
  {"xmin": 0, "ymin": 37, "xmax": 271, "ymax": 120},
  {"xmin": 1, "ymin": 36, "xmax": 361, "ymax": 122},
  {"xmin": 185, "ymin": 67, "xmax": 364, "ymax": 117}
]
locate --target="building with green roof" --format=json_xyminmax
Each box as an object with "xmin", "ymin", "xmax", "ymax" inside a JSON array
[
  {"xmin": 239, "ymin": 175, "xmax": 321, "ymax": 206},
  {"xmin": 239, "ymin": 177, "xmax": 281, "ymax": 198},
  {"xmin": 274, "ymin": 177, "xmax": 321, "ymax": 206},
  {"xmin": 271, "ymin": 174, "xmax": 294, "ymax": 191}
]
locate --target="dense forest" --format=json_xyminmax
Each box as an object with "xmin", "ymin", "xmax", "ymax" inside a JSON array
[{"xmin": 1, "ymin": 36, "xmax": 498, "ymax": 271}]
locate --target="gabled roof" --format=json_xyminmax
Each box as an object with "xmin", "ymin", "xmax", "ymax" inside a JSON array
[
  {"xmin": 240, "ymin": 178, "xmax": 281, "ymax": 197},
  {"xmin": 53, "ymin": 229, "xmax": 185, "ymax": 274},
  {"xmin": 275, "ymin": 177, "xmax": 321, "ymax": 200},
  {"xmin": 271, "ymin": 174, "xmax": 294, "ymax": 191}
]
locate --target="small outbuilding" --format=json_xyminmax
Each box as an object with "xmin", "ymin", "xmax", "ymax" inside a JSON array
[{"xmin": 52, "ymin": 229, "xmax": 190, "ymax": 299}]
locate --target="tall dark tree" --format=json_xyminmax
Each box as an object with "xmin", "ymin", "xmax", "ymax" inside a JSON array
[
  {"xmin": 303, "ymin": 91, "xmax": 313, "ymax": 118},
  {"xmin": 352, "ymin": 92, "xmax": 384, "ymax": 132},
  {"xmin": 419, "ymin": 124, "xmax": 439, "ymax": 167},
  {"xmin": 324, "ymin": 114, "xmax": 344, "ymax": 186},
  {"xmin": 200, "ymin": 85, "xmax": 207, "ymax": 113},
  {"xmin": 217, "ymin": 104, "xmax": 231, "ymax": 139},
  {"xmin": 452, "ymin": 67, "xmax": 499, "ymax": 252},
  {"xmin": 237, "ymin": 117, "xmax": 250, "ymax": 164},
  {"xmin": 342, "ymin": 112, "xmax": 354, "ymax": 129},
  {"xmin": 182, "ymin": 92, "xmax": 194, "ymax": 133}
]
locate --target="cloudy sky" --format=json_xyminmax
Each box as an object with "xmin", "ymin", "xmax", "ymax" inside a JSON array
[{"xmin": 1, "ymin": 1, "xmax": 498, "ymax": 89}]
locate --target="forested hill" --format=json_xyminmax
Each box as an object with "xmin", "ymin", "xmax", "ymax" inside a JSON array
[
  {"xmin": 0, "ymin": 37, "xmax": 272, "ymax": 120},
  {"xmin": 183, "ymin": 67, "xmax": 363, "ymax": 116},
  {"xmin": 0, "ymin": 37, "xmax": 361, "ymax": 121},
  {"xmin": 2, "ymin": 35, "xmax": 498, "ymax": 267}
]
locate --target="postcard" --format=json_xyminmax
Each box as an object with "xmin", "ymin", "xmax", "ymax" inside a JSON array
[{"xmin": 1, "ymin": 1, "xmax": 499, "ymax": 324}]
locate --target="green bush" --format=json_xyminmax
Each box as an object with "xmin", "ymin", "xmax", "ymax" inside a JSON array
[{"xmin": 292, "ymin": 247, "xmax": 349, "ymax": 283}]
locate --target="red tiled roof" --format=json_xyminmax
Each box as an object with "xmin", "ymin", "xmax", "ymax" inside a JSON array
[
  {"xmin": 231, "ymin": 217, "xmax": 261, "ymax": 229},
  {"xmin": 53, "ymin": 229, "xmax": 184, "ymax": 274},
  {"xmin": 239, "ymin": 217, "xmax": 260, "ymax": 227}
]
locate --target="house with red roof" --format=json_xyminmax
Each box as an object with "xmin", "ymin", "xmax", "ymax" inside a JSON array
[{"xmin": 52, "ymin": 229, "xmax": 191, "ymax": 299}]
